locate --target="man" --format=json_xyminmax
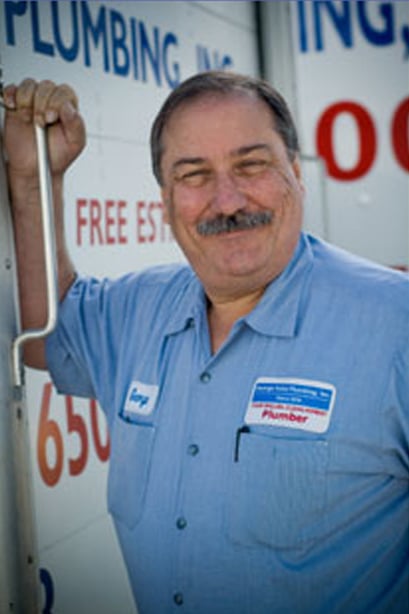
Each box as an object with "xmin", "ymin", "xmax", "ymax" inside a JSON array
[{"xmin": 4, "ymin": 71, "xmax": 409, "ymax": 613}]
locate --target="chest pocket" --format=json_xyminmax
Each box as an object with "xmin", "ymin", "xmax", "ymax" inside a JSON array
[
  {"xmin": 225, "ymin": 433, "xmax": 328, "ymax": 550},
  {"xmin": 107, "ymin": 417, "xmax": 156, "ymax": 529}
]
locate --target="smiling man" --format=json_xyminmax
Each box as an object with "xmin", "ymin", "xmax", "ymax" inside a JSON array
[
  {"xmin": 4, "ymin": 71, "xmax": 409, "ymax": 614},
  {"xmin": 157, "ymin": 88, "xmax": 304, "ymax": 353}
]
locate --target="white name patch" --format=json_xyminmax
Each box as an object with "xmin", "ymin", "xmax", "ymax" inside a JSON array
[
  {"xmin": 123, "ymin": 380, "xmax": 159, "ymax": 418},
  {"xmin": 245, "ymin": 377, "xmax": 336, "ymax": 434}
]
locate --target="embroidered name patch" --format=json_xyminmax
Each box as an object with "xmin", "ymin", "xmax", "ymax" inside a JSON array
[
  {"xmin": 245, "ymin": 377, "xmax": 336, "ymax": 433},
  {"xmin": 123, "ymin": 380, "xmax": 159, "ymax": 419}
]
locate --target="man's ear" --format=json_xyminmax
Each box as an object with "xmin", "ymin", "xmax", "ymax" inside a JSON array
[
  {"xmin": 161, "ymin": 188, "xmax": 170, "ymax": 224},
  {"xmin": 292, "ymin": 156, "xmax": 305, "ymax": 195}
]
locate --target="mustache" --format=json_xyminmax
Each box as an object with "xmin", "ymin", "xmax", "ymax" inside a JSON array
[{"xmin": 197, "ymin": 211, "xmax": 273, "ymax": 236}]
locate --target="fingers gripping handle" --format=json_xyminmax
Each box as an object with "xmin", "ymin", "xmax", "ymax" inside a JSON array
[{"xmin": 12, "ymin": 125, "xmax": 58, "ymax": 389}]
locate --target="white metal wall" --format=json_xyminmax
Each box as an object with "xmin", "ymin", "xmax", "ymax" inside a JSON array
[{"xmin": 0, "ymin": 2, "xmax": 259, "ymax": 612}]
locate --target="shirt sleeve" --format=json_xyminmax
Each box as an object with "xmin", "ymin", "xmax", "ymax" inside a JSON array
[
  {"xmin": 45, "ymin": 264, "xmax": 190, "ymax": 418},
  {"xmin": 45, "ymin": 274, "xmax": 137, "ymax": 408}
]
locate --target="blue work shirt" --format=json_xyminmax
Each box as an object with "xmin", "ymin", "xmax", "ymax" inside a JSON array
[{"xmin": 46, "ymin": 233, "xmax": 409, "ymax": 614}]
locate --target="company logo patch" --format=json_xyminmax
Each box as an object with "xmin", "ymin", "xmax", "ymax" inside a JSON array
[
  {"xmin": 123, "ymin": 380, "xmax": 159, "ymax": 418},
  {"xmin": 245, "ymin": 377, "xmax": 336, "ymax": 433}
]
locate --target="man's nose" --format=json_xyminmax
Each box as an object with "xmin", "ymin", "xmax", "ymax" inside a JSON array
[{"xmin": 210, "ymin": 173, "xmax": 247, "ymax": 215}]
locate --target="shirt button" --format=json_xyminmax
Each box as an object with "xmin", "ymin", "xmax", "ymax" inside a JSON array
[
  {"xmin": 187, "ymin": 443, "xmax": 200, "ymax": 456},
  {"xmin": 173, "ymin": 592, "xmax": 184, "ymax": 605},
  {"xmin": 176, "ymin": 517, "xmax": 187, "ymax": 530},
  {"xmin": 199, "ymin": 371, "xmax": 211, "ymax": 383}
]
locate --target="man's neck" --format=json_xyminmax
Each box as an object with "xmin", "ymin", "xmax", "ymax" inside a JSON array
[{"xmin": 206, "ymin": 288, "xmax": 265, "ymax": 354}]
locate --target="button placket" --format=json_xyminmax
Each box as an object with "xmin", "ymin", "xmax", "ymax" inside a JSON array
[{"xmin": 172, "ymin": 356, "xmax": 213, "ymax": 608}]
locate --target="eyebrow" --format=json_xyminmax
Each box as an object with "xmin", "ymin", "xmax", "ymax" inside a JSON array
[
  {"xmin": 171, "ymin": 143, "xmax": 272, "ymax": 174},
  {"xmin": 171, "ymin": 157, "xmax": 206, "ymax": 173},
  {"xmin": 233, "ymin": 143, "xmax": 272, "ymax": 157}
]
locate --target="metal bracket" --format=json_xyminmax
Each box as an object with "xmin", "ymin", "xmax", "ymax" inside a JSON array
[{"xmin": 11, "ymin": 124, "xmax": 58, "ymax": 388}]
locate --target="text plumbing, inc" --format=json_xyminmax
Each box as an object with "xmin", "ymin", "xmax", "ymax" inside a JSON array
[{"xmin": 3, "ymin": 1, "xmax": 233, "ymax": 87}]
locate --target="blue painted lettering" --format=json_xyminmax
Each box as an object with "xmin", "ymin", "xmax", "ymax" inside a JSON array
[
  {"xmin": 82, "ymin": 2, "xmax": 110, "ymax": 72},
  {"xmin": 403, "ymin": 26, "xmax": 409, "ymax": 60},
  {"xmin": 52, "ymin": 1, "xmax": 79, "ymax": 63},
  {"xmin": 4, "ymin": 0, "xmax": 27, "ymax": 45},
  {"xmin": 139, "ymin": 21, "xmax": 161, "ymax": 85},
  {"xmin": 196, "ymin": 44, "xmax": 233, "ymax": 71},
  {"xmin": 40, "ymin": 567, "xmax": 54, "ymax": 614},
  {"xmin": 298, "ymin": 1, "xmax": 402, "ymax": 54},
  {"xmin": 3, "ymin": 1, "xmax": 182, "ymax": 88},
  {"xmin": 313, "ymin": 0, "xmax": 352, "ymax": 51},
  {"xmin": 162, "ymin": 32, "xmax": 180, "ymax": 89},
  {"xmin": 110, "ymin": 8, "xmax": 130, "ymax": 76},
  {"xmin": 357, "ymin": 2, "xmax": 394, "ymax": 47},
  {"xmin": 130, "ymin": 17, "xmax": 140, "ymax": 80},
  {"xmin": 298, "ymin": 0, "xmax": 308, "ymax": 53},
  {"xmin": 32, "ymin": 1, "xmax": 54, "ymax": 56}
]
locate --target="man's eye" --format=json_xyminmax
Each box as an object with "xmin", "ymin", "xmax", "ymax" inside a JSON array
[
  {"xmin": 237, "ymin": 159, "xmax": 269, "ymax": 176},
  {"xmin": 177, "ymin": 169, "xmax": 211, "ymax": 187}
]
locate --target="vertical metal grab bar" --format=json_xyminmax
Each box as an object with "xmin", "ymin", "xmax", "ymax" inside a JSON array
[{"xmin": 12, "ymin": 124, "xmax": 58, "ymax": 389}]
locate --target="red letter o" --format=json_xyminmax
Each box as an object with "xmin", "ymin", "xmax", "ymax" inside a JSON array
[
  {"xmin": 391, "ymin": 97, "xmax": 409, "ymax": 172},
  {"xmin": 316, "ymin": 101, "xmax": 377, "ymax": 180}
]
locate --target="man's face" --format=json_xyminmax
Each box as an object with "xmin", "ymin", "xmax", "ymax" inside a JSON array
[{"xmin": 160, "ymin": 92, "xmax": 305, "ymax": 299}]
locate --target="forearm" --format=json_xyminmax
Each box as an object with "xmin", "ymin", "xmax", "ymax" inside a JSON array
[{"xmin": 4, "ymin": 78, "xmax": 86, "ymax": 369}]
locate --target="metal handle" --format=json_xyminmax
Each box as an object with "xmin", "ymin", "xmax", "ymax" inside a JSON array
[{"xmin": 12, "ymin": 124, "xmax": 58, "ymax": 388}]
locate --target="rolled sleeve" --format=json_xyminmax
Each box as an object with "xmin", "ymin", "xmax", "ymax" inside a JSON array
[{"xmin": 45, "ymin": 313, "xmax": 96, "ymax": 398}]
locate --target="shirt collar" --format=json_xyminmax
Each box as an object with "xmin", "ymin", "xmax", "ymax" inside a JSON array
[
  {"xmin": 163, "ymin": 233, "xmax": 314, "ymax": 339},
  {"xmin": 244, "ymin": 233, "xmax": 313, "ymax": 338},
  {"xmin": 163, "ymin": 269, "xmax": 207, "ymax": 337}
]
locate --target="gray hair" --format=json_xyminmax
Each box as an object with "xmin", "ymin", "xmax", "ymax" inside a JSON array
[{"xmin": 150, "ymin": 70, "xmax": 300, "ymax": 186}]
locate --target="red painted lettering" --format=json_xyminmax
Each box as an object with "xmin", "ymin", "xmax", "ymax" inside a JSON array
[
  {"xmin": 316, "ymin": 101, "xmax": 376, "ymax": 180},
  {"xmin": 37, "ymin": 383, "xmax": 110, "ymax": 487},
  {"xmin": 75, "ymin": 198, "xmax": 129, "ymax": 246},
  {"xmin": 76, "ymin": 198, "xmax": 88, "ymax": 246},
  {"xmin": 136, "ymin": 200, "xmax": 172, "ymax": 243},
  {"xmin": 136, "ymin": 200, "xmax": 149, "ymax": 243},
  {"xmin": 105, "ymin": 199, "xmax": 116, "ymax": 245},
  {"xmin": 90, "ymin": 199, "xmax": 104, "ymax": 245},
  {"xmin": 391, "ymin": 97, "xmax": 409, "ymax": 172},
  {"xmin": 118, "ymin": 200, "xmax": 128, "ymax": 244},
  {"xmin": 37, "ymin": 383, "xmax": 64, "ymax": 487}
]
